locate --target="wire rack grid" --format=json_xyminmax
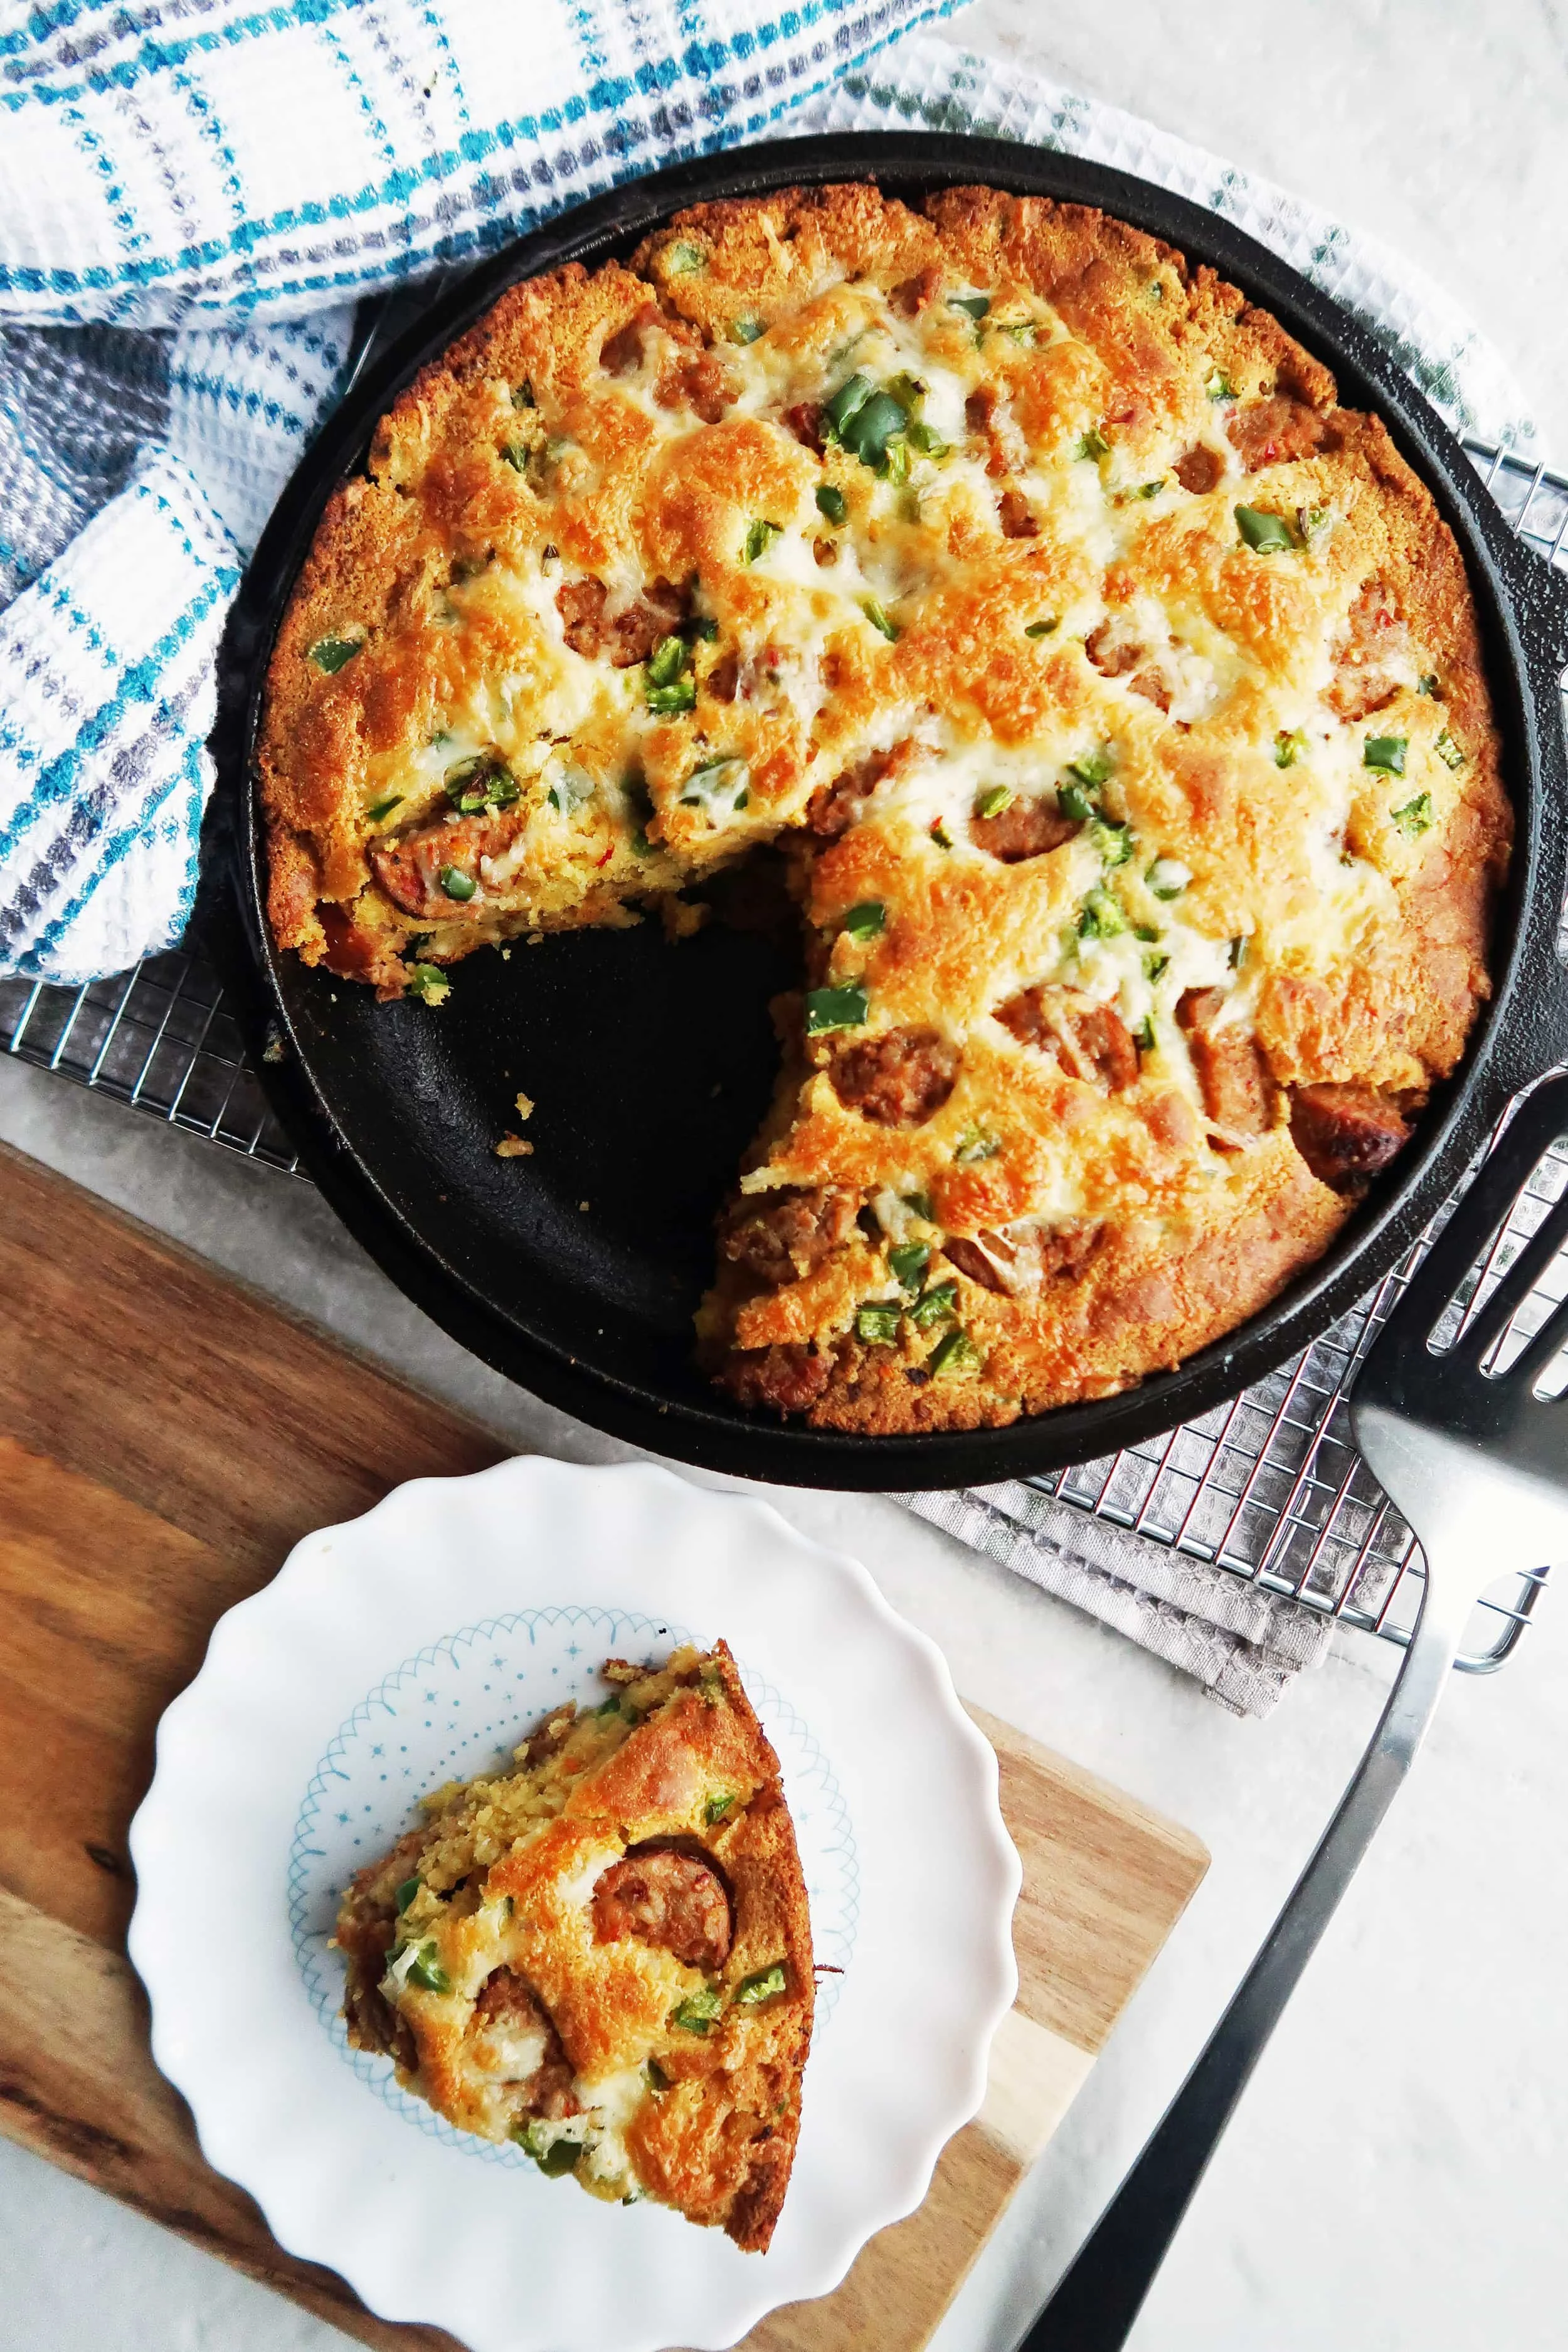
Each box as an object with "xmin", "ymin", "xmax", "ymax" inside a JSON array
[{"xmin": 4, "ymin": 435, "xmax": 1566, "ymax": 1672}]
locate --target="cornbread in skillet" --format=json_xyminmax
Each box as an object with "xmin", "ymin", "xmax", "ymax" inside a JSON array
[
  {"xmin": 334, "ymin": 1644, "xmax": 813, "ymax": 2250},
  {"xmin": 262, "ymin": 183, "xmax": 1509, "ymax": 1433}
]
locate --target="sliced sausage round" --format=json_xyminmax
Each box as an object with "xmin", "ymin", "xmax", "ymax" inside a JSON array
[
  {"xmin": 890, "ymin": 265, "xmax": 943, "ymax": 316},
  {"xmin": 783, "ymin": 400, "xmax": 827, "ymax": 454},
  {"xmin": 941, "ymin": 1236, "xmax": 1010, "ymax": 1293},
  {"xmin": 605, "ymin": 577, "xmax": 689, "ymax": 669},
  {"xmin": 1174, "ymin": 443, "xmax": 1223, "ymax": 494},
  {"xmin": 469, "ymin": 1968, "xmax": 577, "ymax": 2114},
  {"xmin": 556, "ymin": 576, "xmax": 608, "ymax": 660},
  {"xmin": 719, "ymin": 1187, "xmax": 859, "ymax": 1288},
  {"xmin": 1226, "ymin": 393, "xmax": 1329, "ymax": 472},
  {"xmin": 1085, "ymin": 618, "xmax": 1144, "ymax": 678},
  {"xmin": 369, "ymin": 809, "xmax": 514, "ymax": 918},
  {"xmin": 829, "ymin": 1026, "xmax": 960, "ymax": 1126},
  {"xmin": 970, "ymin": 795, "xmax": 1082, "ymax": 862},
  {"xmin": 593, "ymin": 1849, "xmax": 733, "ymax": 1971},
  {"xmin": 721, "ymin": 1342, "xmax": 834, "ymax": 1415},
  {"xmin": 656, "ymin": 351, "xmax": 732, "ymax": 423},
  {"xmin": 1290, "ymin": 1083, "xmax": 1411, "ymax": 1190},
  {"xmin": 995, "ymin": 984, "xmax": 1138, "ymax": 1091},
  {"xmin": 807, "ymin": 746, "xmax": 898, "ymax": 839},
  {"xmin": 1176, "ymin": 988, "xmax": 1272, "ymax": 1135},
  {"xmin": 1325, "ymin": 577, "xmax": 1411, "ymax": 722}
]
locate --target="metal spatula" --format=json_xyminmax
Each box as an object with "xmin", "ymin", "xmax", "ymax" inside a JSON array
[{"xmin": 1021, "ymin": 1068, "xmax": 1568, "ymax": 2352}]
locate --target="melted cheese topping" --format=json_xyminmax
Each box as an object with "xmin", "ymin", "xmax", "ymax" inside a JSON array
[{"xmin": 265, "ymin": 185, "xmax": 1507, "ymax": 1431}]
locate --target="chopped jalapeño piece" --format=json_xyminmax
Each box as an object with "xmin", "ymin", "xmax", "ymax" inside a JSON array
[
  {"xmin": 840, "ymin": 900, "xmax": 885, "ymax": 941},
  {"xmin": 704, "ymin": 1793, "xmax": 736, "ymax": 1825},
  {"xmin": 1078, "ymin": 888, "xmax": 1126, "ymax": 940},
  {"xmin": 815, "ymin": 483, "xmax": 848, "ymax": 525},
  {"xmin": 928, "ymin": 1328, "xmax": 983, "ymax": 1379},
  {"xmin": 839, "ymin": 389, "xmax": 912, "ymax": 472},
  {"xmin": 438, "ymin": 866, "xmax": 477, "ymax": 901},
  {"xmin": 1235, "ymin": 504, "xmax": 1296, "ymax": 553},
  {"xmin": 735, "ymin": 1962, "xmax": 788, "ymax": 2006},
  {"xmin": 1436, "ymin": 728, "xmax": 1465, "ymax": 770},
  {"xmin": 521, "ymin": 2126, "xmax": 581, "ymax": 2175},
  {"xmin": 404, "ymin": 1944, "xmax": 451, "ymax": 1994},
  {"xmin": 948, "ymin": 293, "xmax": 990, "ymax": 319},
  {"xmin": 908, "ymin": 1279, "xmax": 958, "ymax": 1330},
  {"xmin": 1145, "ymin": 857, "xmax": 1191, "ymax": 900},
  {"xmin": 1076, "ymin": 426, "xmax": 1111, "ymax": 461},
  {"xmin": 1391, "ymin": 792, "xmax": 1433, "ymax": 837},
  {"xmin": 1363, "ymin": 734, "xmax": 1407, "ymax": 775},
  {"xmin": 405, "ymin": 964, "xmax": 450, "ymax": 1005},
  {"xmin": 1274, "ymin": 729, "xmax": 1307, "ymax": 769},
  {"xmin": 975, "ymin": 785, "xmax": 1015, "ymax": 819},
  {"xmin": 824, "ymin": 373, "xmax": 874, "ymax": 437},
  {"xmin": 804, "ymin": 983, "xmax": 869, "ymax": 1034},
  {"xmin": 365, "ymin": 794, "xmax": 403, "ymax": 821},
  {"xmin": 395, "ymin": 1878, "xmax": 421, "ymax": 1912},
  {"xmin": 671, "ymin": 1983, "xmax": 724, "ymax": 2035},
  {"xmin": 743, "ymin": 518, "xmax": 782, "ymax": 564},
  {"xmin": 445, "ymin": 754, "xmax": 519, "ymax": 813},
  {"xmin": 856, "ymin": 1303, "xmax": 902, "ymax": 1346},
  {"xmin": 953, "ymin": 1123, "xmax": 1001, "ymax": 1163},
  {"xmin": 861, "ymin": 598, "xmax": 900, "ymax": 641},
  {"xmin": 646, "ymin": 634, "xmax": 690, "ymax": 687},
  {"xmin": 888, "ymin": 1241, "xmax": 930, "ymax": 1295},
  {"xmin": 308, "ymin": 633, "xmax": 362, "ymax": 673}
]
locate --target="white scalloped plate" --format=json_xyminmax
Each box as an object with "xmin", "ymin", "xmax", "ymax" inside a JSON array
[{"xmin": 128, "ymin": 1459, "xmax": 1019, "ymax": 2352}]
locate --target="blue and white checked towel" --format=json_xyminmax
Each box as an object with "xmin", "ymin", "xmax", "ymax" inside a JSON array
[{"xmin": 0, "ymin": 6, "xmax": 1544, "ymax": 1710}]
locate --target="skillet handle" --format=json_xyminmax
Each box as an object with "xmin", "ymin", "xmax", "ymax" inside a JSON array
[{"xmin": 1507, "ymin": 536, "xmax": 1568, "ymax": 1076}]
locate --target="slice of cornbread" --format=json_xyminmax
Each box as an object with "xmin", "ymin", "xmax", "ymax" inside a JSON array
[{"xmin": 334, "ymin": 1642, "xmax": 814, "ymax": 2250}]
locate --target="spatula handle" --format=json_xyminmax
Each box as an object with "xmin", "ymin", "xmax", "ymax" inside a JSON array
[{"xmin": 1017, "ymin": 1569, "xmax": 1467, "ymax": 2352}]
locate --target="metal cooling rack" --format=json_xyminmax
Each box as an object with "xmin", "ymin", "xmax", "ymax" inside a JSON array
[{"xmin": 4, "ymin": 434, "xmax": 1565, "ymax": 1671}]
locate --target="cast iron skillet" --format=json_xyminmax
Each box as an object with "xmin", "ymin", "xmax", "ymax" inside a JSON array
[{"xmin": 215, "ymin": 132, "xmax": 1568, "ymax": 1490}]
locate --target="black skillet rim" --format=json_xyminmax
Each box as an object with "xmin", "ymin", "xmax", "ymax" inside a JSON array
[{"xmin": 219, "ymin": 130, "xmax": 1568, "ymax": 1491}]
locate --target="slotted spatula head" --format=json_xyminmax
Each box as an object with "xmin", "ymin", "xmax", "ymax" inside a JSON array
[{"xmin": 1352, "ymin": 1070, "xmax": 1568, "ymax": 1577}]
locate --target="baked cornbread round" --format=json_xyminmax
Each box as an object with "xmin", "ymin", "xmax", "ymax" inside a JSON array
[{"xmin": 260, "ymin": 182, "xmax": 1510, "ymax": 1434}]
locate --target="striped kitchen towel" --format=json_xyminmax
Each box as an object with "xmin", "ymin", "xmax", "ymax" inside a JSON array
[{"xmin": 0, "ymin": 0, "xmax": 956, "ymax": 980}]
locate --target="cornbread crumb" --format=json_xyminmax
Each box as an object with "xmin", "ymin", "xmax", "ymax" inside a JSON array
[
  {"xmin": 661, "ymin": 898, "xmax": 709, "ymax": 941},
  {"xmin": 495, "ymin": 1135, "xmax": 533, "ymax": 1157}
]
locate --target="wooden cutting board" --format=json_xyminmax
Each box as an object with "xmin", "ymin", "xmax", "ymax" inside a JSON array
[{"xmin": 0, "ymin": 1142, "xmax": 1208, "ymax": 2352}]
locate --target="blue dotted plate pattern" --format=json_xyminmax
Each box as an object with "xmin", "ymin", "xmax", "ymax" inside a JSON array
[{"xmin": 288, "ymin": 1607, "xmax": 859, "ymax": 2164}]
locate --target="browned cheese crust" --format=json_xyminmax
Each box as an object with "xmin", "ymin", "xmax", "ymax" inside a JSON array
[
  {"xmin": 333, "ymin": 1644, "xmax": 813, "ymax": 2251},
  {"xmin": 262, "ymin": 184, "xmax": 1510, "ymax": 1433}
]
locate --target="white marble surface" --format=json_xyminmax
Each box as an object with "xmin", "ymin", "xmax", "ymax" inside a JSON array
[{"xmin": 3, "ymin": 9, "xmax": 1566, "ymax": 2347}]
